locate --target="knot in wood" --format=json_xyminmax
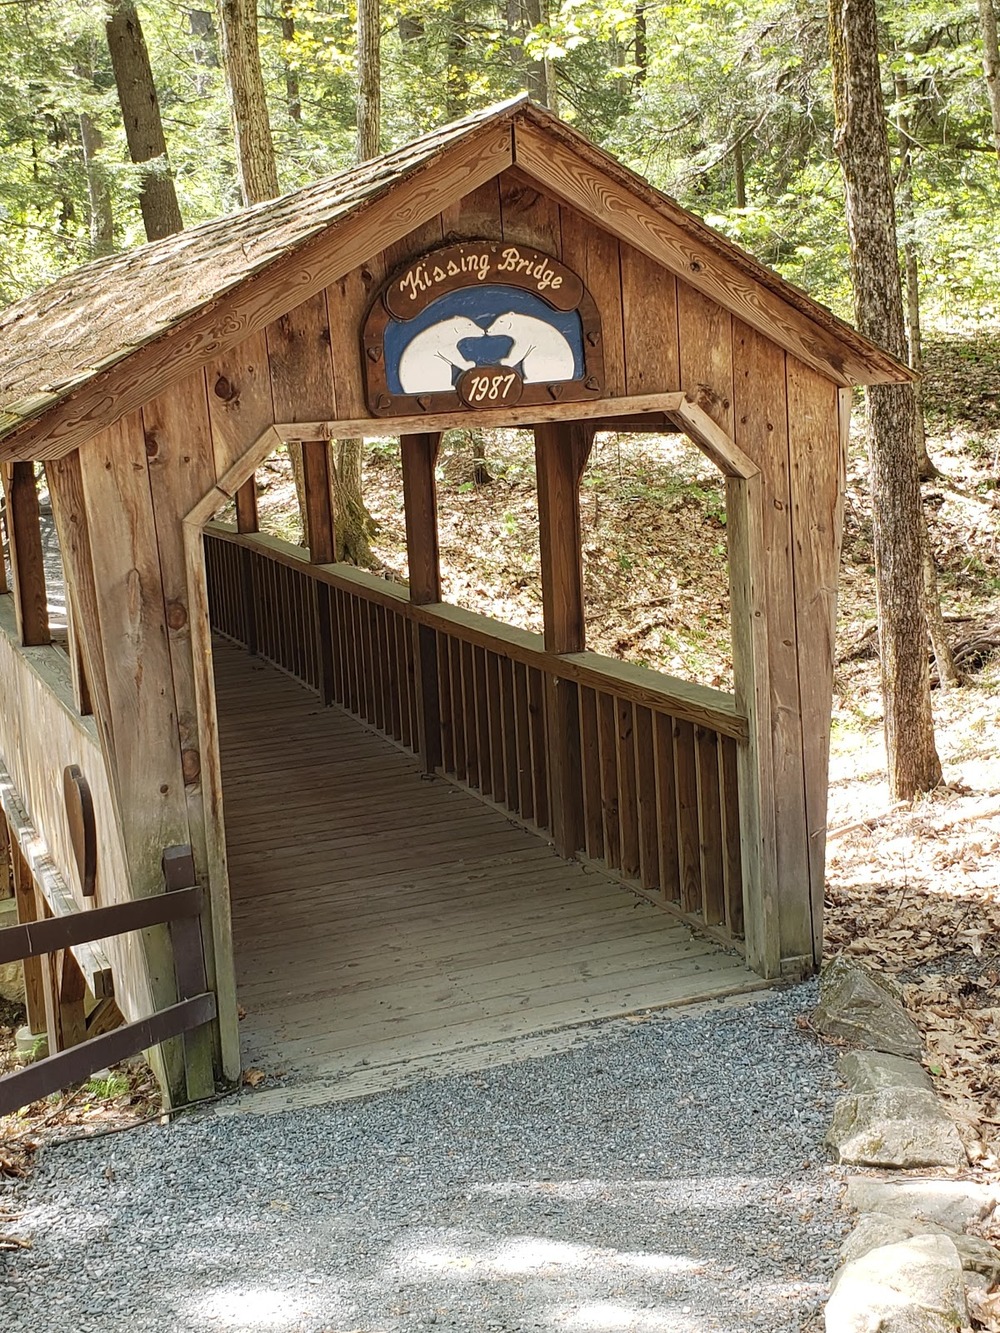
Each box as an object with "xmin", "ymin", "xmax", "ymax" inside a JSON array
[
  {"xmin": 166, "ymin": 599, "xmax": 188, "ymax": 630},
  {"xmin": 182, "ymin": 749, "xmax": 201, "ymax": 784},
  {"xmin": 214, "ymin": 375, "xmax": 237, "ymax": 402}
]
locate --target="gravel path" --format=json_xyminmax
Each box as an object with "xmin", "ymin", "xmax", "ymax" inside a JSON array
[{"xmin": 1, "ymin": 984, "xmax": 846, "ymax": 1333}]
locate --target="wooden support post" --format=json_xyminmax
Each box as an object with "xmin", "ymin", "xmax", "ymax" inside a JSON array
[
  {"xmin": 401, "ymin": 434, "xmax": 443, "ymax": 773},
  {"xmin": 55, "ymin": 951, "xmax": 88, "ymax": 1050},
  {"xmin": 65, "ymin": 592, "xmax": 93, "ymax": 716},
  {"xmin": 234, "ymin": 476, "xmax": 259, "ymax": 534},
  {"xmin": 234, "ymin": 476, "xmax": 259, "ymax": 657},
  {"xmin": 2, "ymin": 462, "xmax": 49, "ymax": 646},
  {"xmin": 301, "ymin": 441, "xmax": 337, "ymax": 704},
  {"xmin": 727, "ymin": 472, "xmax": 780, "ymax": 978},
  {"xmin": 0, "ymin": 491, "xmax": 8, "ymax": 594},
  {"xmin": 534, "ymin": 422, "xmax": 594, "ymax": 857},
  {"xmin": 8, "ymin": 837, "xmax": 46, "ymax": 1036},
  {"xmin": 162, "ymin": 845, "xmax": 215, "ymax": 1103}
]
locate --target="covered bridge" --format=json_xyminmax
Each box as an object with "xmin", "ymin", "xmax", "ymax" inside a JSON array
[{"xmin": 0, "ymin": 97, "xmax": 908, "ymax": 1107}]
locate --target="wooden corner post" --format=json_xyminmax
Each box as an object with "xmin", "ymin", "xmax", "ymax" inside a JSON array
[
  {"xmin": 726, "ymin": 470, "xmax": 781, "ymax": 978},
  {"xmin": 400, "ymin": 433, "xmax": 443, "ymax": 773},
  {"xmin": 535, "ymin": 421, "xmax": 594, "ymax": 858}
]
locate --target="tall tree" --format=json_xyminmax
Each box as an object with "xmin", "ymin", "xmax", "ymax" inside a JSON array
[
  {"xmin": 217, "ymin": 0, "xmax": 280, "ymax": 204},
  {"xmin": 356, "ymin": 0, "xmax": 380, "ymax": 160},
  {"xmin": 105, "ymin": 0, "xmax": 184, "ymax": 240},
  {"xmin": 829, "ymin": 0, "xmax": 942, "ymax": 797},
  {"xmin": 978, "ymin": 0, "xmax": 1000, "ymax": 163},
  {"xmin": 333, "ymin": 0, "xmax": 382, "ymax": 567}
]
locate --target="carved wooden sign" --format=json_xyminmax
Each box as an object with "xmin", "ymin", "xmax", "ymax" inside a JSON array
[{"xmin": 362, "ymin": 242, "xmax": 604, "ymax": 418}]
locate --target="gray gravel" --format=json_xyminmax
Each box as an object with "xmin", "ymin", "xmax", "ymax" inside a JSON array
[{"xmin": 1, "ymin": 983, "xmax": 846, "ymax": 1332}]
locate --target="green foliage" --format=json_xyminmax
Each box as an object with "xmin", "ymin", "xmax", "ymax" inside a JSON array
[{"xmin": 0, "ymin": 0, "xmax": 997, "ymax": 330}]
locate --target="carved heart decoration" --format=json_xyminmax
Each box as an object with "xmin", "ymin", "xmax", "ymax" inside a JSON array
[
  {"xmin": 548, "ymin": 384, "xmax": 564, "ymax": 401},
  {"xmin": 417, "ymin": 396, "xmax": 431, "ymax": 411},
  {"xmin": 366, "ymin": 345, "xmax": 382, "ymax": 362}
]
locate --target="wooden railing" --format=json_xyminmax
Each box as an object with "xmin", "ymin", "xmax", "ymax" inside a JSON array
[
  {"xmin": 204, "ymin": 526, "xmax": 748, "ymax": 946},
  {"xmin": 0, "ymin": 846, "xmax": 216, "ymax": 1117}
]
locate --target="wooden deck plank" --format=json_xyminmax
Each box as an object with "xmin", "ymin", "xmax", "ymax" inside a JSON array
[{"xmin": 214, "ymin": 639, "xmax": 762, "ymax": 1090}]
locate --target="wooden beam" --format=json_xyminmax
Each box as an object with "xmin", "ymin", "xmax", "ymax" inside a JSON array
[
  {"xmin": 535, "ymin": 421, "xmax": 593, "ymax": 859},
  {"xmin": 275, "ymin": 392, "xmax": 687, "ymax": 446},
  {"xmin": 513, "ymin": 119, "xmax": 905, "ymax": 388},
  {"xmin": 234, "ymin": 476, "xmax": 258, "ymax": 533},
  {"xmin": 727, "ymin": 471, "xmax": 780, "ymax": 978},
  {"xmin": 0, "ymin": 492, "xmax": 8, "ymax": 594},
  {"xmin": 300, "ymin": 439, "xmax": 337, "ymax": 705},
  {"xmin": 400, "ymin": 434, "xmax": 442, "ymax": 604},
  {"xmin": 534, "ymin": 421, "xmax": 593, "ymax": 655},
  {"xmin": 300, "ymin": 440, "xmax": 336, "ymax": 565},
  {"xmin": 7, "ymin": 837, "xmax": 46, "ymax": 1034},
  {"xmin": 3, "ymin": 462, "xmax": 49, "ymax": 646},
  {"xmin": 1, "ymin": 125, "xmax": 514, "ymax": 463},
  {"xmin": 400, "ymin": 434, "xmax": 443, "ymax": 774}
]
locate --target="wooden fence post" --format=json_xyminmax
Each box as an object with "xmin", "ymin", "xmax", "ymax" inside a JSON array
[
  {"xmin": 534, "ymin": 422, "xmax": 594, "ymax": 857},
  {"xmin": 401, "ymin": 433, "xmax": 443, "ymax": 773}
]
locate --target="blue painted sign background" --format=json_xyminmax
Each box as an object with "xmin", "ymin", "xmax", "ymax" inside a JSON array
[{"xmin": 384, "ymin": 285, "xmax": 585, "ymax": 397}]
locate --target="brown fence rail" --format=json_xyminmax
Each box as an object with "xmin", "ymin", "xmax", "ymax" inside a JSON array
[
  {"xmin": 0, "ymin": 846, "xmax": 216, "ymax": 1118},
  {"xmin": 204, "ymin": 526, "xmax": 747, "ymax": 948}
]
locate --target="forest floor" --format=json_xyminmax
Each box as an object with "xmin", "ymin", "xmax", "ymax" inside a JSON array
[{"xmin": 2, "ymin": 331, "xmax": 998, "ymax": 1303}]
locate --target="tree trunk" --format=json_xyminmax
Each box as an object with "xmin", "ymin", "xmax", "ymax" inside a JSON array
[
  {"xmin": 79, "ymin": 113, "xmax": 115, "ymax": 256},
  {"xmin": 893, "ymin": 75, "xmax": 938, "ymax": 482},
  {"xmin": 829, "ymin": 0, "xmax": 942, "ymax": 798},
  {"xmin": 445, "ymin": 0, "xmax": 470, "ymax": 120},
  {"xmin": 978, "ymin": 0, "xmax": 1000, "ymax": 164},
  {"xmin": 733, "ymin": 135, "xmax": 747, "ymax": 208},
  {"xmin": 333, "ymin": 439, "xmax": 377, "ymax": 565},
  {"xmin": 356, "ymin": 0, "xmax": 380, "ymax": 159},
  {"xmin": 523, "ymin": 0, "xmax": 548, "ymax": 107},
  {"xmin": 217, "ymin": 0, "xmax": 280, "ymax": 204},
  {"xmin": 279, "ymin": 4, "xmax": 301, "ymax": 123},
  {"xmin": 105, "ymin": 0, "xmax": 184, "ymax": 240},
  {"xmin": 635, "ymin": 3, "xmax": 648, "ymax": 83}
]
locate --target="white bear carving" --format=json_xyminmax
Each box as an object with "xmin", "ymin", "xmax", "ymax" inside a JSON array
[
  {"xmin": 398, "ymin": 316, "xmax": 485, "ymax": 393},
  {"xmin": 485, "ymin": 313, "xmax": 576, "ymax": 383}
]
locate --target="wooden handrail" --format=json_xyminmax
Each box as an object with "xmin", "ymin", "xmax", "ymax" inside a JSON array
[
  {"xmin": 0, "ymin": 885, "xmax": 204, "ymax": 966},
  {"xmin": 0, "ymin": 845, "xmax": 215, "ymax": 1118},
  {"xmin": 204, "ymin": 524, "xmax": 748, "ymax": 740}
]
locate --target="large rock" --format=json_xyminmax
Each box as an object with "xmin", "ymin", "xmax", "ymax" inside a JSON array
[
  {"xmin": 844, "ymin": 1177, "xmax": 999, "ymax": 1232},
  {"xmin": 840, "ymin": 1213, "xmax": 1000, "ymax": 1286},
  {"xmin": 839, "ymin": 1050, "xmax": 933, "ymax": 1094},
  {"xmin": 826, "ymin": 1090, "xmax": 967, "ymax": 1168},
  {"xmin": 0, "ymin": 959, "xmax": 25, "ymax": 1004},
  {"xmin": 814, "ymin": 956, "xmax": 923, "ymax": 1058},
  {"xmin": 0, "ymin": 899, "xmax": 24, "ymax": 1004},
  {"xmin": 826, "ymin": 1234, "xmax": 968, "ymax": 1332}
]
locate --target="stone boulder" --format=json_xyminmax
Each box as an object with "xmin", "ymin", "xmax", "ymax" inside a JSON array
[
  {"xmin": 814, "ymin": 956, "xmax": 923, "ymax": 1058},
  {"xmin": 826, "ymin": 1234, "xmax": 968, "ymax": 1332},
  {"xmin": 844, "ymin": 1177, "xmax": 999, "ymax": 1232},
  {"xmin": 826, "ymin": 1090, "xmax": 967, "ymax": 1169},
  {"xmin": 839, "ymin": 1050, "xmax": 933, "ymax": 1094}
]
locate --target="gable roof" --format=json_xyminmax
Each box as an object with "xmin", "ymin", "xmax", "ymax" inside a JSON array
[{"xmin": 0, "ymin": 97, "xmax": 909, "ymax": 459}]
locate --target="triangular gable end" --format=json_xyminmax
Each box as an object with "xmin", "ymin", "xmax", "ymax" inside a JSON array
[{"xmin": 0, "ymin": 98, "xmax": 909, "ymax": 464}]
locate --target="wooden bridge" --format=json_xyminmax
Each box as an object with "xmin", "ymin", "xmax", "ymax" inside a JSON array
[{"xmin": 0, "ymin": 98, "xmax": 909, "ymax": 1107}]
